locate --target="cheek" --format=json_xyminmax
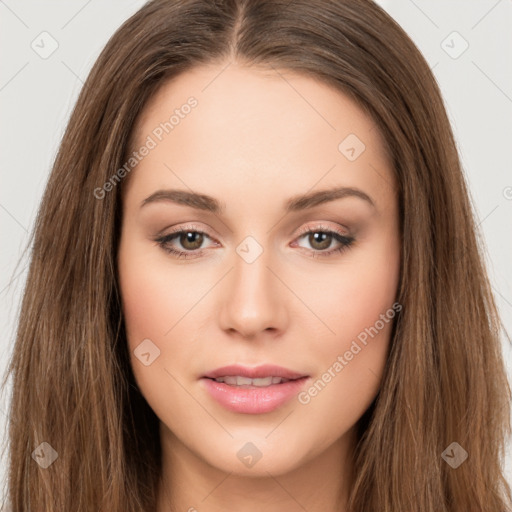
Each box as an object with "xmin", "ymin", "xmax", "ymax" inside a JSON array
[
  {"xmin": 117, "ymin": 236, "xmax": 200, "ymax": 417},
  {"xmin": 117, "ymin": 234, "xmax": 184, "ymax": 384},
  {"xmin": 304, "ymin": 228, "xmax": 400, "ymax": 349},
  {"xmin": 118, "ymin": 235, "xmax": 200, "ymax": 346},
  {"xmin": 297, "ymin": 231, "xmax": 400, "ymax": 420},
  {"xmin": 119, "ymin": 267, "xmax": 170, "ymax": 350}
]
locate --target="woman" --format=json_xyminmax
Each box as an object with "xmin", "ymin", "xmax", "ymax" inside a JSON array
[{"xmin": 2, "ymin": 0, "xmax": 511, "ymax": 510}]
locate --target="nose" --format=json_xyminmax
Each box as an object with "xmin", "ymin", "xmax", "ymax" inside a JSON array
[{"xmin": 217, "ymin": 246, "xmax": 288, "ymax": 340}]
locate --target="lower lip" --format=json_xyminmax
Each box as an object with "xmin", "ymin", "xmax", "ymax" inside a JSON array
[{"xmin": 201, "ymin": 377, "xmax": 310, "ymax": 414}]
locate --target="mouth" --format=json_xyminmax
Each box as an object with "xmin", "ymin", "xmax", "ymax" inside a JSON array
[
  {"xmin": 200, "ymin": 365, "xmax": 310, "ymax": 414},
  {"xmin": 203, "ymin": 375, "xmax": 305, "ymax": 388}
]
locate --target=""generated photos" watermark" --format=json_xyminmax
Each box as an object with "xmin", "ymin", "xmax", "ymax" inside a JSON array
[{"xmin": 298, "ymin": 301, "xmax": 402, "ymax": 405}]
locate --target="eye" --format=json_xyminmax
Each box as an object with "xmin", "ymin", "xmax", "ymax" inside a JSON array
[
  {"xmin": 292, "ymin": 224, "xmax": 355, "ymax": 258},
  {"xmin": 154, "ymin": 223, "xmax": 355, "ymax": 260},
  {"xmin": 154, "ymin": 225, "xmax": 217, "ymax": 260}
]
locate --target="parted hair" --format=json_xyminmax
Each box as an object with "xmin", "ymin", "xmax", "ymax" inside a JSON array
[{"xmin": 2, "ymin": 0, "xmax": 511, "ymax": 510}]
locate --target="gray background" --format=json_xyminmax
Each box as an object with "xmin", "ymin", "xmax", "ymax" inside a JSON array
[{"xmin": 1, "ymin": 0, "xmax": 511, "ymax": 501}]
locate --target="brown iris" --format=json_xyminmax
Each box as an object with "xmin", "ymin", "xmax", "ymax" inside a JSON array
[
  {"xmin": 179, "ymin": 231, "xmax": 204, "ymax": 250},
  {"xmin": 308, "ymin": 232, "xmax": 332, "ymax": 251}
]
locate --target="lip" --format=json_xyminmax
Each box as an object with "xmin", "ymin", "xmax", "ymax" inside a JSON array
[
  {"xmin": 200, "ymin": 364, "xmax": 310, "ymax": 414},
  {"xmin": 202, "ymin": 364, "xmax": 307, "ymax": 380}
]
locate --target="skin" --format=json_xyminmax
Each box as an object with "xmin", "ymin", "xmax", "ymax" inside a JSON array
[{"xmin": 117, "ymin": 61, "xmax": 401, "ymax": 512}]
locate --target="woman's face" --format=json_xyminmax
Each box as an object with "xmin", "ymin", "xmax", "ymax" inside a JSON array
[{"xmin": 118, "ymin": 62, "xmax": 400, "ymax": 477}]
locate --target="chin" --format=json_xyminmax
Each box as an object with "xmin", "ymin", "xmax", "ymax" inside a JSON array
[{"xmin": 195, "ymin": 437, "xmax": 312, "ymax": 477}]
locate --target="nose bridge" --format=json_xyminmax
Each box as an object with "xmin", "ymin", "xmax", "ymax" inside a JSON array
[{"xmin": 218, "ymin": 236, "xmax": 287, "ymax": 337}]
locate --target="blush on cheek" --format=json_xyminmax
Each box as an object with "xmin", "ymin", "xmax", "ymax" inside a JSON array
[
  {"xmin": 118, "ymin": 252, "xmax": 163, "ymax": 344},
  {"xmin": 322, "ymin": 270, "xmax": 398, "ymax": 378},
  {"xmin": 119, "ymin": 254, "xmax": 204, "ymax": 360}
]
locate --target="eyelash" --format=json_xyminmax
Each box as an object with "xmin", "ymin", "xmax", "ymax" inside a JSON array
[{"xmin": 154, "ymin": 223, "xmax": 355, "ymax": 260}]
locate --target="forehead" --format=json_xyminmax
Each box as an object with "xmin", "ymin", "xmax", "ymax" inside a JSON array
[{"xmin": 124, "ymin": 62, "xmax": 395, "ymax": 212}]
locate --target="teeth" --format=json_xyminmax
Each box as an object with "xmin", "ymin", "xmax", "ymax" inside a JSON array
[
  {"xmin": 213, "ymin": 376, "xmax": 291, "ymax": 386},
  {"xmin": 235, "ymin": 376, "xmax": 254, "ymax": 386}
]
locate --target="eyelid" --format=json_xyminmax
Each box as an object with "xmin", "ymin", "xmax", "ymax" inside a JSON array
[
  {"xmin": 157, "ymin": 221, "xmax": 351, "ymax": 244},
  {"xmin": 156, "ymin": 222, "xmax": 218, "ymax": 243},
  {"xmin": 163, "ymin": 222, "xmax": 213, "ymax": 236},
  {"xmin": 294, "ymin": 221, "xmax": 350, "ymax": 239}
]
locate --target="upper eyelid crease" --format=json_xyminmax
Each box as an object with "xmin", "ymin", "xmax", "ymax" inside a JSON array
[{"xmin": 140, "ymin": 186, "xmax": 376, "ymax": 213}]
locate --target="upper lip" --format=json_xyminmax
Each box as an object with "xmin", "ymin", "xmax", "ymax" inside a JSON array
[{"xmin": 202, "ymin": 364, "xmax": 307, "ymax": 380}]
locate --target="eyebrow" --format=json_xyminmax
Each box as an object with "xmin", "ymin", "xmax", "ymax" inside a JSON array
[{"xmin": 140, "ymin": 186, "xmax": 375, "ymax": 213}]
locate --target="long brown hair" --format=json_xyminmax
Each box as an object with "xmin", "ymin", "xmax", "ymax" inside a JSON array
[{"xmin": 2, "ymin": 0, "xmax": 511, "ymax": 510}]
